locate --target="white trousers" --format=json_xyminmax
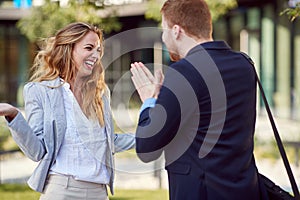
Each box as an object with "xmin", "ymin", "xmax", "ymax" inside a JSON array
[{"xmin": 39, "ymin": 175, "xmax": 109, "ymax": 200}]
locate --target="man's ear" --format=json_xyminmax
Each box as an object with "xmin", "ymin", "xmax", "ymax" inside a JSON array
[
  {"xmin": 172, "ymin": 25, "xmax": 181, "ymax": 39},
  {"xmin": 172, "ymin": 25, "xmax": 185, "ymax": 40}
]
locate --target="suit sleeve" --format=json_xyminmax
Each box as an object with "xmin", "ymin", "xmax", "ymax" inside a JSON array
[{"xmin": 135, "ymin": 65, "xmax": 183, "ymax": 162}]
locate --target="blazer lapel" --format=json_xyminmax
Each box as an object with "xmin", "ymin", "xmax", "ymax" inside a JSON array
[
  {"xmin": 103, "ymin": 93, "xmax": 112, "ymax": 151},
  {"xmin": 43, "ymin": 78, "xmax": 66, "ymax": 157}
]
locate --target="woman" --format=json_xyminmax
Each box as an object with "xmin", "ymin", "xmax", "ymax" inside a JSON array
[{"xmin": 0, "ymin": 22, "xmax": 135, "ymax": 200}]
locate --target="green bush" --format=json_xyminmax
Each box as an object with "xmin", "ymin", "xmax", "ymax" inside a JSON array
[{"xmin": 0, "ymin": 119, "xmax": 11, "ymax": 151}]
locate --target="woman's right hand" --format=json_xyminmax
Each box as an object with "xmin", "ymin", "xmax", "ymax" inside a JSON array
[{"xmin": 0, "ymin": 103, "xmax": 18, "ymax": 122}]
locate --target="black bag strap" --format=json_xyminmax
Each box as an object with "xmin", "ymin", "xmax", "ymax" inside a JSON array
[{"xmin": 241, "ymin": 52, "xmax": 300, "ymax": 199}]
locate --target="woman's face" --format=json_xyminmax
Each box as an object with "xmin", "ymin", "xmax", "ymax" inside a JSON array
[{"xmin": 72, "ymin": 31, "xmax": 101, "ymax": 78}]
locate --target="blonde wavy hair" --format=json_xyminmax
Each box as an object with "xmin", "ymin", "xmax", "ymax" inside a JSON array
[{"xmin": 30, "ymin": 22, "xmax": 106, "ymax": 126}]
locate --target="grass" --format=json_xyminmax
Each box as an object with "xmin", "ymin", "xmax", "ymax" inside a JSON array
[
  {"xmin": 0, "ymin": 184, "xmax": 169, "ymax": 200},
  {"xmin": 110, "ymin": 189, "xmax": 168, "ymax": 200},
  {"xmin": 254, "ymin": 136, "xmax": 298, "ymax": 165},
  {"xmin": 0, "ymin": 118, "xmax": 13, "ymax": 151},
  {"xmin": 254, "ymin": 139, "xmax": 280, "ymax": 161},
  {"xmin": 0, "ymin": 184, "xmax": 40, "ymax": 200}
]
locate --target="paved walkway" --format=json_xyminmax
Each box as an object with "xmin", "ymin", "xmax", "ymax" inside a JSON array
[
  {"xmin": 1, "ymin": 149, "xmax": 299, "ymax": 192},
  {"xmin": 0, "ymin": 152, "xmax": 169, "ymax": 189},
  {"xmin": 0, "ymin": 114, "xmax": 299, "ymax": 193}
]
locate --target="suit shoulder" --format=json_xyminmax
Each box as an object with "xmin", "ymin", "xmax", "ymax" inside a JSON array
[{"xmin": 168, "ymin": 60, "xmax": 192, "ymax": 74}]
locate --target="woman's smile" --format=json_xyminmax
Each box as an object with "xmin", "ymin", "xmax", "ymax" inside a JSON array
[{"xmin": 84, "ymin": 59, "xmax": 97, "ymax": 71}]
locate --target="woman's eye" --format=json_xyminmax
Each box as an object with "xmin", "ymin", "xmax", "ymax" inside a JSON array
[{"xmin": 85, "ymin": 46, "xmax": 93, "ymax": 51}]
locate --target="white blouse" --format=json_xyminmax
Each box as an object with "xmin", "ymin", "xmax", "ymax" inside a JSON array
[{"xmin": 50, "ymin": 82, "xmax": 110, "ymax": 184}]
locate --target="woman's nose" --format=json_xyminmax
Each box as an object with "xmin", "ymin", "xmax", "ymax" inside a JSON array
[{"xmin": 91, "ymin": 49, "xmax": 100, "ymax": 59}]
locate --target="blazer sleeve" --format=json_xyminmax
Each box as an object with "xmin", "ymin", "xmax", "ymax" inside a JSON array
[
  {"xmin": 104, "ymin": 86, "xmax": 136, "ymax": 153},
  {"xmin": 8, "ymin": 82, "xmax": 46, "ymax": 162}
]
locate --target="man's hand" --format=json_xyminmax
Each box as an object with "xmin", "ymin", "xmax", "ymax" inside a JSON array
[
  {"xmin": 0, "ymin": 103, "xmax": 18, "ymax": 122},
  {"xmin": 130, "ymin": 62, "xmax": 164, "ymax": 102}
]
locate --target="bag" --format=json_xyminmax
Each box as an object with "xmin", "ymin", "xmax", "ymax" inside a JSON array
[
  {"xmin": 240, "ymin": 52, "xmax": 300, "ymax": 200},
  {"xmin": 260, "ymin": 173, "xmax": 295, "ymax": 200}
]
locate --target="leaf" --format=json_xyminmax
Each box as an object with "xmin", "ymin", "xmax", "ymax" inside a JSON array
[
  {"xmin": 145, "ymin": 0, "xmax": 238, "ymax": 22},
  {"xmin": 17, "ymin": 0, "xmax": 121, "ymax": 42},
  {"xmin": 280, "ymin": 2, "xmax": 300, "ymax": 21}
]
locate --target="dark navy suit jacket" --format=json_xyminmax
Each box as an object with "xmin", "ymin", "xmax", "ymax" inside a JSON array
[{"xmin": 135, "ymin": 41, "xmax": 268, "ymax": 200}]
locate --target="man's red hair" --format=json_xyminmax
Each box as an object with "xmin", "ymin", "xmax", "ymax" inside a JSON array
[{"xmin": 161, "ymin": 0, "xmax": 212, "ymax": 40}]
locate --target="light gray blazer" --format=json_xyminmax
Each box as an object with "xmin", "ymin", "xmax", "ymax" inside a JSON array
[{"xmin": 8, "ymin": 78, "xmax": 135, "ymax": 194}]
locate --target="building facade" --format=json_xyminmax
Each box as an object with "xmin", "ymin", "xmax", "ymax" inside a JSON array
[
  {"xmin": 0, "ymin": 0, "xmax": 299, "ymax": 121},
  {"xmin": 213, "ymin": 0, "xmax": 300, "ymax": 120}
]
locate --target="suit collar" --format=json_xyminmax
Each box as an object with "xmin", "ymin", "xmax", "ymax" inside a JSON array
[
  {"xmin": 200, "ymin": 41, "xmax": 231, "ymax": 50},
  {"xmin": 187, "ymin": 41, "xmax": 231, "ymax": 57}
]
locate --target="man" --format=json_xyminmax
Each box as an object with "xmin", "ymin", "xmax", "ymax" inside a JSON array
[{"xmin": 130, "ymin": 0, "xmax": 268, "ymax": 199}]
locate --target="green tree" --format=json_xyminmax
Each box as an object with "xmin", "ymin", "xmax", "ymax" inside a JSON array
[
  {"xmin": 17, "ymin": 0, "xmax": 121, "ymax": 42},
  {"xmin": 145, "ymin": 0, "xmax": 238, "ymax": 22},
  {"xmin": 205, "ymin": 0, "xmax": 237, "ymax": 21}
]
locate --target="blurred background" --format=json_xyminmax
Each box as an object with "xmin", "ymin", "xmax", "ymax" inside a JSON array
[{"xmin": 0, "ymin": 0, "xmax": 299, "ymax": 199}]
